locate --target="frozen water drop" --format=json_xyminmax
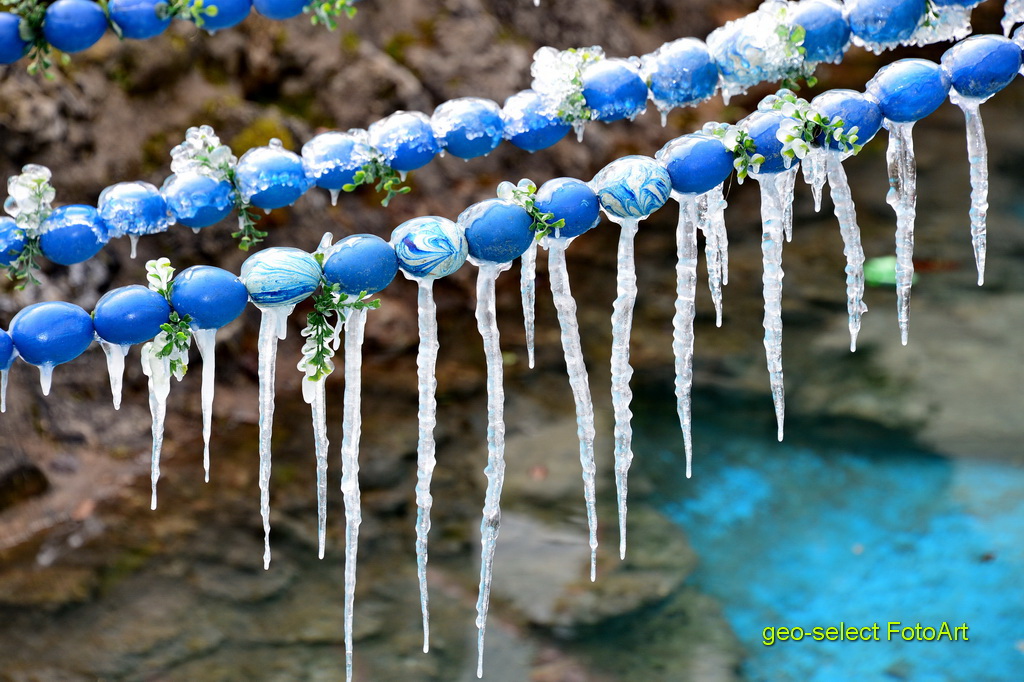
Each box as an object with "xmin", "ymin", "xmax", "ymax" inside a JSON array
[
  {"xmin": 950, "ymin": 94, "xmax": 989, "ymax": 285},
  {"xmin": 140, "ymin": 346, "xmax": 172, "ymax": 510},
  {"xmin": 129, "ymin": 234, "xmax": 139, "ymax": 259},
  {"xmin": 672, "ymin": 193, "xmax": 699, "ymax": 481},
  {"xmin": 1, "ymin": 369, "xmax": 8, "ymax": 413},
  {"xmin": 330, "ymin": 189, "xmax": 340, "ymax": 206},
  {"xmin": 884, "ymin": 119, "xmax": 917, "ymax": 346},
  {"xmin": 825, "ymin": 149, "xmax": 868, "ymax": 352},
  {"xmin": 193, "ymin": 328, "xmax": 218, "ymax": 482},
  {"xmin": 520, "ymin": 240, "xmax": 537, "ymax": 369},
  {"xmin": 302, "ymin": 375, "xmax": 330, "ymax": 559},
  {"xmin": 38, "ymin": 363, "xmax": 54, "ymax": 396},
  {"xmin": 99, "ymin": 340, "xmax": 129, "ymax": 410}
]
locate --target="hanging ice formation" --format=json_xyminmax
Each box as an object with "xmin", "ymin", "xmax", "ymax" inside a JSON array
[
  {"xmin": 98, "ymin": 340, "xmax": 129, "ymax": 410},
  {"xmin": 193, "ymin": 329, "xmax": 219, "ymax": 480},
  {"xmin": 698, "ymin": 185, "xmax": 730, "ymax": 328},
  {"xmin": 520, "ymin": 241, "xmax": 537, "ymax": 369}
]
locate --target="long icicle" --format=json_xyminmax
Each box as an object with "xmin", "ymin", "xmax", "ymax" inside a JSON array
[
  {"xmin": 303, "ymin": 375, "xmax": 330, "ymax": 559},
  {"xmin": 780, "ymin": 165, "xmax": 799, "ymax": 243},
  {"xmin": 826, "ymin": 149, "xmax": 868, "ymax": 352},
  {"xmin": 520, "ymin": 240, "xmax": 538, "ymax": 369},
  {"xmin": 546, "ymin": 239, "xmax": 598, "ymax": 576},
  {"xmin": 0, "ymin": 369, "xmax": 7, "ymax": 413},
  {"xmin": 99, "ymin": 340, "xmax": 128, "ymax": 410},
  {"xmin": 473, "ymin": 261, "xmax": 512, "ymax": 679},
  {"xmin": 697, "ymin": 185, "xmax": 729, "ymax": 327},
  {"xmin": 755, "ymin": 172, "xmax": 788, "ymax": 442},
  {"xmin": 141, "ymin": 349, "xmax": 171, "ymax": 510},
  {"xmin": 340, "ymin": 307, "xmax": 367, "ymax": 682},
  {"xmin": 801, "ymin": 146, "xmax": 828, "ymax": 213},
  {"xmin": 672, "ymin": 194, "xmax": 699, "ymax": 481},
  {"xmin": 951, "ymin": 94, "xmax": 989, "ymax": 285},
  {"xmin": 884, "ymin": 120, "xmax": 918, "ymax": 346},
  {"xmin": 192, "ymin": 328, "xmax": 218, "ymax": 482},
  {"xmin": 414, "ymin": 278, "xmax": 439, "ymax": 654}
]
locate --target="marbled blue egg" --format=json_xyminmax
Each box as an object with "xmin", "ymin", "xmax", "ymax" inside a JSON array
[
  {"xmin": 0, "ymin": 217, "xmax": 26, "ymax": 266},
  {"xmin": 846, "ymin": 0, "xmax": 926, "ymax": 49},
  {"xmin": 43, "ymin": 0, "xmax": 108, "ymax": 54},
  {"xmin": 369, "ymin": 111, "xmax": 440, "ymax": 173},
  {"xmin": 108, "ymin": 0, "xmax": 171, "ymax": 40},
  {"xmin": 942, "ymin": 35, "xmax": 1022, "ymax": 101},
  {"xmin": 39, "ymin": 205, "xmax": 108, "ymax": 265},
  {"xmin": 390, "ymin": 216, "xmax": 468, "ymax": 280},
  {"xmin": 252, "ymin": 0, "xmax": 304, "ymax": 20},
  {"xmin": 788, "ymin": 0, "xmax": 850, "ymax": 64},
  {"xmin": 867, "ymin": 58, "xmax": 950, "ymax": 123},
  {"xmin": 640, "ymin": 38, "xmax": 719, "ymax": 112},
  {"xmin": 742, "ymin": 110, "xmax": 790, "ymax": 175},
  {"xmin": 656, "ymin": 134, "xmax": 734, "ymax": 196},
  {"xmin": 502, "ymin": 90, "xmax": 571, "ymax": 153},
  {"xmin": 240, "ymin": 247, "xmax": 321, "ymax": 308},
  {"xmin": 10, "ymin": 301, "xmax": 94, "ymax": 367},
  {"xmin": 0, "ymin": 328, "xmax": 14, "ymax": 371},
  {"xmin": 0, "ymin": 12, "xmax": 29, "ymax": 64},
  {"xmin": 811, "ymin": 90, "xmax": 884, "ymax": 149},
  {"xmin": 301, "ymin": 131, "xmax": 374, "ymax": 191},
  {"xmin": 459, "ymin": 199, "xmax": 534, "ymax": 264},
  {"xmin": 431, "ymin": 98, "xmax": 504, "ymax": 160},
  {"xmin": 98, "ymin": 181, "xmax": 172, "ymax": 239},
  {"xmin": 92, "ymin": 285, "xmax": 170, "ymax": 346},
  {"xmin": 323, "ymin": 234, "xmax": 399, "ymax": 296},
  {"xmin": 161, "ymin": 173, "xmax": 236, "ymax": 229},
  {"xmin": 234, "ymin": 141, "xmax": 312, "ymax": 211},
  {"xmin": 581, "ymin": 58, "xmax": 649, "ymax": 122},
  {"xmin": 171, "ymin": 265, "xmax": 249, "ymax": 329},
  {"xmin": 192, "ymin": 0, "xmax": 251, "ymax": 32},
  {"xmin": 590, "ymin": 156, "xmax": 671, "ymax": 219},
  {"xmin": 534, "ymin": 178, "xmax": 601, "ymax": 239}
]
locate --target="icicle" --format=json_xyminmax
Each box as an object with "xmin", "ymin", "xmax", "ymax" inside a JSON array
[
  {"xmin": 801, "ymin": 146, "xmax": 828, "ymax": 213},
  {"xmin": 141, "ymin": 348, "xmax": 171, "ymax": 510},
  {"xmin": 256, "ymin": 305, "xmax": 293, "ymax": 570},
  {"xmin": 191, "ymin": 227, "xmax": 202, "ymax": 235},
  {"xmin": 950, "ymin": 94, "xmax": 989, "ymax": 285},
  {"xmin": 340, "ymin": 308, "xmax": 367, "ymax": 682},
  {"xmin": 302, "ymin": 375, "xmax": 330, "ymax": 559},
  {"xmin": 696, "ymin": 185, "xmax": 729, "ymax": 327},
  {"xmin": 473, "ymin": 261, "xmax": 513, "ymax": 678},
  {"xmin": 672, "ymin": 193, "xmax": 699, "ymax": 482},
  {"xmin": 884, "ymin": 120, "xmax": 917, "ymax": 346},
  {"xmin": 330, "ymin": 189, "xmax": 341, "ymax": 206},
  {"xmin": 520, "ymin": 241, "xmax": 538, "ymax": 369},
  {"xmin": 129, "ymin": 235, "xmax": 139, "ymax": 259},
  {"xmin": 1, "ymin": 369, "xmax": 7, "ymax": 413},
  {"xmin": 779, "ymin": 165, "xmax": 799, "ymax": 243},
  {"xmin": 38, "ymin": 364, "xmax": 53, "ymax": 396},
  {"xmin": 753, "ymin": 173, "xmax": 788, "ymax": 442},
  {"xmin": 544, "ymin": 239, "xmax": 598, "ymax": 577},
  {"xmin": 99, "ymin": 340, "xmax": 129, "ymax": 410},
  {"xmin": 825, "ymin": 149, "xmax": 868, "ymax": 352},
  {"xmin": 414, "ymin": 278, "xmax": 439, "ymax": 654},
  {"xmin": 193, "ymin": 328, "xmax": 218, "ymax": 482}
]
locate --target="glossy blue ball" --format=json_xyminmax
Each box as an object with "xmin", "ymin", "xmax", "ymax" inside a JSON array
[
  {"xmin": 252, "ymin": 0, "xmax": 304, "ymax": 20},
  {"xmin": 0, "ymin": 12, "xmax": 29, "ymax": 64},
  {"xmin": 942, "ymin": 35, "xmax": 1022, "ymax": 100},
  {"xmin": 811, "ymin": 90, "xmax": 884, "ymax": 150},
  {"xmin": 788, "ymin": 0, "xmax": 850, "ymax": 64},
  {"xmin": 98, "ymin": 181, "xmax": 171, "ymax": 238},
  {"xmin": 390, "ymin": 216, "xmax": 468, "ymax": 280},
  {"xmin": 43, "ymin": 0, "xmax": 108, "ymax": 54},
  {"xmin": 240, "ymin": 247, "xmax": 322, "ymax": 308},
  {"xmin": 742, "ymin": 110, "xmax": 790, "ymax": 175},
  {"xmin": 323, "ymin": 234, "xmax": 399, "ymax": 296},
  {"xmin": 502, "ymin": 90, "xmax": 571, "ymax": 153},
  {"xmin": 93, "ymin": 285, "xmax": 171, "ymax": 346},
  {"xmin": 533, "ymin": 178, "xmax": 601, "ymax": 239},
  {"xmin": 170, "ymin": 265, "xmax": 249, "ymax": 329},
  {"xmin": 10, "ymin": 301, "xmax": 94, "ymax": 367},
  {"xmin": 302, "ymin": 131, "xmax": 373, "ymax": 191},
  {"xmin": 0, "ymin": 328, "xmax": 13, "ymax": 371},
  {"xmin": 581, "ymin": 59, "xmax": 648, "ymax": 122},
  {"xmin": 161, "ymin": 173, "xmax": 235, "ymax": 229},
  {"xmin": 459, "ymin": 199, "xmax": 534, "ymax": 264},
  {"xmin": 656, "ymin": 134, "xmax": 734, "ymax": 196},
  {"xmin": 431, "ymin": 98, "xmax": 504, "ymax": 160},
  {"xmin": 846, "ymin": 0, "xmax": 926, "ymax": 48},
  {"xmin": 867, "ymin": 59, "xmax": 950, "ymax": 123},
  {"xmin": 0, "ymin": 217, "xmax": 26, "ymax": 267},
  {"xmin": 108, "ymin": 0, "xmax": 171, "ymax": 40},
  {"xmin": 370, "ymin": 112, "xmax": 440, "ymax": 173},
  {"xmin": 640, "ymin": 38, "xmax": 719, "ymax": 112},
  {"xmin": 235, "ymin": 142, "xmax": 311, "ymax": 210},
  {"xmin": 193, "ymin": 0, "xmax": 251, "ymax": 32},
  {"xmin": 39, "ymin": 205, "xmax": 108, "ymax": 266},
  {"xmin": 590, "ymin": 156, "xmax": 671, "ymax": 219}
]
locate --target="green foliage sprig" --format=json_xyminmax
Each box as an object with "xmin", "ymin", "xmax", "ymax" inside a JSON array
[
  {"xmin": 555, "ymin": 47, "xmax": 603, "ymax": 128},
  {"xmin": 498, "ymin": 179, "xmax": 564, "ymax": 241},
  {"xmin": 3, "ymin": 164, "xmax": 55, "ymax": 288},
  {"xmin": 305, "ymin": 0, "xmax": 356, "ymax": 31},
  {"xmin": 342, "ymin": 156, "xmax": 411, "ymax": 207},
  {"xmin": 145, "ymin": 258, "xmax": 192, "ymax": 379},
  {"xmin": 766, "ymin": 89, "xmax": 862, "ymax": 161},
  {"xmin": 1, "ymin": 0, "xmax": 69, "ymax": 78},
  {"xmin": 299, "ymin": 283, "xmax": 380, "ymax": 383},
  {"xmin": 156, "ymin": 0, "xmax": 219, "ymax": 28},
  {"xmin": 706, "ymin": 122, "xmax": 765, "ymax": 183}
]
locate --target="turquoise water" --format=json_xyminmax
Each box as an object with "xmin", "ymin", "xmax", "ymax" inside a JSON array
[{"xmin": 634, "ymin": 389, "xmax": 1024, "ymax": 682}]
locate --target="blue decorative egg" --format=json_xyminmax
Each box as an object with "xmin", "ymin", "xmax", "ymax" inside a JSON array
[
  {"xmin": 707, "ymin": 5, "xmax": 794, "ymax": 97},
  {"xmin": 590, "ymin": 156, "xmax": 671, "ymax": 219},
  {"xmin": 533, "ymin": 178, "xmax": 601, "ymax": 239},
  {"xmin": 235, "ymin": 140, "xmax": 311, "ymax": 211},
  {"xmin": 867, "ymin": 59, "xmax": 950, "ymax": 123},
  {"xmin": 252, "ymin": 0, "xmax": 304, "ymax": 20},
  {"xmin": 323, "ymin": 234, "xmax": 399, "ymax": 296},
  {"xmin": 170, "ymin": 265, "xmax": 249, "ymax": 329},
  {"xmin": 0, "ymin": 217, "xmax": 26, "ymax": 266},
  {"xmin": 161, "ymin": 173, "xmax": 236, "ymax": 230},
  {"xmin": 640, "ymin": 38, "xmax": 719, "ymax": 113},
  {"xmin": 10, "ymin": 301, "xmax": 94, "ymax": 367},
  {"xmin": 846, "ymin": 0, "xmax": 926, "ymax": 50},
  {"xmin": 811, "ymin": 90, "xmax": 884, "ymax": 149},
  {"xmin": 741, "ymin": 110, "xmax": 790, "ymax": 175},
  {"xmin": 108, "ymin": 0, "xmax": 171, "ymax": 40},
  {"xmin": 502, "ymin": 90, "xmax": 571, "ymax": 153},
  {"xmin": 0, "ymin": 328, "xmax": 14, "ymax": 371},
  {"xmin": 240, "ymin": 247, "xmax": 322, "ymax": 308},
  {"xmin": 431, "ymin": 98, "xmax": 504, "ymax": 160},
  {"xmin": 580, "ymin": 58, "xmax": 648, "ymax": 122},
  {"xmin": 43, "ymin": 0, "xmax": 108, "ymax": 54},
  {"xmin": 942, "ymin": 35, "xmax": 1022, "ymax": 101},
  {"xmin": 390, "ymin": 216, "xmax": 468, "ymax": 280},
  {"xmin": 656, "ymin": 134, "xmax": 734, "ymax": 196},
  {"xmin": 0, "ymin": 12, "xmax": 29, "ymax": 64},
  {"xmin": 369, "ymin": 112, "xmax": 440, "ymax": 173},
  {"xmin": 459, "ymin": 199, "xmax": 534, "ymax": 264},
  {"xmin": 192, "ymin": 0, "xmax": 251, "ymax": 32},
  {"xmin": 302, "ymin": 131, "xmax": 374, "ymax": 192},
  {"xmin": 93, "ymin": 285, "xmax": 171, "ymax": 346},
  {"xmin": 788, "ymin": 0, "xmax": 850, "ymax": 64},
  {"xmin": 39, "ymin": 205, "xmax": 109, "ymax": 266},
  {"xmin": 98, "ymin": 181, "xmax": 172, "ymax": 239}
]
